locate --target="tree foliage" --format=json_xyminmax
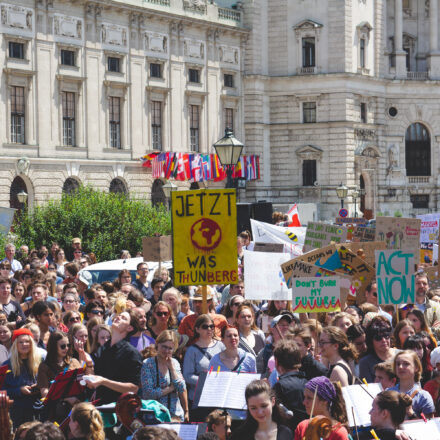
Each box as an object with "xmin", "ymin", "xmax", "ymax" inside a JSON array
[{"xmin": 12, "ymin": 186, "xmax": 171, "ymax": 261}]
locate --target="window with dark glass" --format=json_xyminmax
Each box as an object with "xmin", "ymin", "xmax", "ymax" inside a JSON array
[
  {"xmin": 11, "ymin": 86, "xmax": 25, "ymax": 144},
  {"xmin": 225, "ymin": 108, "xmax": 234, "ymax": 132},
  {"xmin": 150, "ymin": 63, "xmax": 162, "ymax": 78},
  {"xmin": 224, "ymin": 73, "xmax": 234, "ymax": 88},
  {"xmin": 302, "ymin": 37, "xmax": 315, "ymax": 67},
  {"xmin": 360, "ymin": 38, "xmax": 366, "ymax": 68},
  {"xmin": 360, "ymin": 103, "xmax": 367, "ymax": 123},
  {"xmin": 302, "ymin": 160, "xmax": 316, "ymax": 186},
  {"xmin": 63, "ymin": 177, "xmax": 80, "ymax": 195},
  {"xmin": 9, "ymin": 42, "xmax": 24, "ymax": 59},
  {"xmin": 109, "ymin": 97, "xmax": 121, "ymax": 149},
  {"xmin": 151, "ymin": 101, "xmax": 162, "ymax": 150},
  {"xmin": 405, "ymin": 123, "xmax": 430, "ymax": 176},
  {"xmin": 109, "ymin": 178, "xmax": 127, "ymax": 195},
  {"xmin": 108, "ymin": 56, "xmax": 121, "ymax": 72},
  {"xmin": 62, "ymin": 91, "xmax": 75, "ymax": 146},
  {"xmin": 61, "ymin": 49, "xmax": 75, "ymax": 66},
  {"xmin": 404, "ymin": 47, "xmax": 410, "ymax": 70},
  {"xmin": 303, "ymin": 102, "xmax": 316, "ymax": 123},
  {"xmin": 189, "ymin": 68, "xmax": 200, "ymax": 83},
  {"xmin": 190, "ymin": 105, "xmax": 200, "ymax": 152},
  {"xmin": 410, "ymin": 194, "xmax": 429, "ymax": 209}
]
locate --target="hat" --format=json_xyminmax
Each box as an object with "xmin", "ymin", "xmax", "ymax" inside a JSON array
[
  {"xmin": 193, "ymin": 286, "xmax": 214, "ymax": 301},
  {"xmin": 78, "ymin": 270, "xmax": 92, "ymax": 287},
  {"xmin": 270, "ymin": 313, "xmax": 293, "ymax": 328},
  {"xmin": 12, "ymin": 328, "xmax": 34, "ymax": 343},
  {"xmin": 72, "ymin": 237, "xmax": 81, "ymax": 244}
]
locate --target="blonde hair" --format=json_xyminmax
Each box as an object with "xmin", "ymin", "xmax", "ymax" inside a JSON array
[
  {"xmin": 71, "ymin": 402, "xmax": 105, "ymax": 440},
  {"xmin": 10, "ymin": 334, "xmax": 40, "ymax": 377}
]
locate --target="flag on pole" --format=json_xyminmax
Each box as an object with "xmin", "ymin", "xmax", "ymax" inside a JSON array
[{"xmin": 286, "ymin": 204, "xmax": 301, "ymax": 227}]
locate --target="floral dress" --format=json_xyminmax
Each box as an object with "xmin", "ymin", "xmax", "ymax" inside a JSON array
[{"xmin": 141, "ymin": 356, "xmax": 186, "ymax": 420}]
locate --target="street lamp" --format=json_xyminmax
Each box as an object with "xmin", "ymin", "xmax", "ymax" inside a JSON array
[
  {"xmin": 213, "ymin": 128, "xmax": 244, "ymax": 188},
  {"xmin": 351, "ymin": 187, "xmax": 360, "ymax": 217},
  {"xmin": 162, "ymin": 180, "xmax": 177, "ymax": 209},
  {"xmin": 335, "ymin": 183, "xmax": 348, "ymax": 209},
  {"xmin": 17, "ymin": 190, "xmax": 28, "ymax": 208}
]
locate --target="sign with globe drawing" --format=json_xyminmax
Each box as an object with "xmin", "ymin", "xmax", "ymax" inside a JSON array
[{"xmin": 171, "ymin": 189, "xmax": 238, "ymax": 286}]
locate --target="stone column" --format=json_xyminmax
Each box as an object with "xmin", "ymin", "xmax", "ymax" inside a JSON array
[
  {"xmin": 394, "ymin": 0, "xmax": 407, "ymax": 78},
  {"xmin": 429, "ymin": 0, "xmax": 440, "ymax": 78}
]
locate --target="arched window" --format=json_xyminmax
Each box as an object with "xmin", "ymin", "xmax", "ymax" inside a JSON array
[
  {"xmin": 151, "ymin": 179, "xmax": 166, "ymax": 207},
  {"xmin": 405, "ymin": 123, "xmax": 430, "ymax": 176},
  {"xmin": 109, "ymin": 178, "xmax": 127, "ymax": 195},
  {"xmin": 10, "ymin": 176, "xmax": 27, "ymax": 210},
  {"xmin": 63, "ymin": 177, "xmax": 80, "ymax": 195}
]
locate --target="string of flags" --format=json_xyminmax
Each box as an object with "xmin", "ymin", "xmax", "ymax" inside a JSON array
[{"xmin": 141, "ymin": 152, "xmax": 260, "ymax": 182}]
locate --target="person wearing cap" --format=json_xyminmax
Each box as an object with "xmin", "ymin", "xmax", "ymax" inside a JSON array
[
  {"xmin": 2, "ymin": 328, "xmax": 41, "ymax": 428},
  {"xmin": 178, "ymin": 286, "xmax": 227, "ymax": 344},
  {"xmin": 68, "ymin": 238, "xmax": 83, "ymax": 262}
]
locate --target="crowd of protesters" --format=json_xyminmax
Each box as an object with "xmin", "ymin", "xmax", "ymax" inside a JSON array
[{"xmin": 1, "ymin": 235, "xmax": 440, "ymax": 440}]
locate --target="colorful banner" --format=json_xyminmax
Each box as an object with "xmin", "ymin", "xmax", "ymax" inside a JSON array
[
  {"xmin": 291, "ymin": 276, "xmax": 341, "ymax": 313},
  {"xmin": 280, "ymin": 258, "xmax": 335, "ymax": 288},
  {"xmin": 303, "ymin": 222, "xmax": 347, "ymax": 252},
  {"xmin": 375, "ymin": 249, "xmax": 415, "ymax": 305},
  {"xmin": 172, "ymin": 189, "xmax": 237, "ymax": 286}
]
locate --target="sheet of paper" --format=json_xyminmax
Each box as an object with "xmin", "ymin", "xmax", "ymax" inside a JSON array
[
  {"xmin": 161, "ymin": 424, "xmax": 199, "ymax": 440},
  {"xmin": 342, "ymin": 383, "xmax": 382, "ymax": 427},
  {"xmin": 226, "ymin": 373, "xmax": 261, "ymax": 410},
  {"xmin": 402, "ymin": 418, "xmax": 440, "ymax": 440}
]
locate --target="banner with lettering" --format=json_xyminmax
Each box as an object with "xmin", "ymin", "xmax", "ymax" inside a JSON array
[{"xmin": 304, "ymin": 222, "xmax": 347, "ymax": 252}]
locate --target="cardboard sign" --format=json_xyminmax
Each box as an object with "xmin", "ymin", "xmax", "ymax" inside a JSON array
[
  {"xmin": 280, "ymin": 258, "xmax": 335, "ymax": 288},
  {"xmin": 253, "ymin": 242, "xmax": 284, "ymax": 253},
  {"xmin": 171, "ymin": 189, "xmax": 237, "ymax": 286},
  {"xmin": 352, "ymin": 226, "xmax": 376, "ymax": 242},
  {"xmin": 0, "ymin": 207, "xmax": 16, "ymax": 236},
  {"xmin": 375, "ymin": 217, "xmax": 421, "ymax": 263},
  {"xmin": 304, "ymin": 222, "xmax": 347, "ymax": 252},
  {"xmin": 291, "ymin": 276, "xmax": 341, "ymax": 313},
  {"xmin": 425, "ymin": 266, "xmax": 440, "ymax": 289},
  {"xmin": 420, "ymin": 219, "xmax": 440, "ymax": 244},
  {"xmin": 296, "ymin": 244, "xmax": 340, "ymax": 270},
  {"xmin": 142, "ymin": 236, "xmax": 172, "ymax": 262},
  {"xmin": 244, "ymin": 250, "xmax": 291, "ymax": 300},
  {"xmin": 375, "ymin": 249, "xmax": 415, "ymax": 305},
  {"xmin": 335, "ymin": 217, "xmax": 368, "ymax": 226},
  {"xmin": 343, "ymin": 241, "xmax": 387, "ymax": 267}
]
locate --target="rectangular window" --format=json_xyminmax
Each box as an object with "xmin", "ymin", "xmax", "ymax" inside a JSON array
[
  {"xmin": 9, "ymin": 42, "xmax": 24, "ymax": 59},
  {"xmin": 403, "ymin": 0, "xmax": 411, "ymax": 9},
  {"xmin": 189, "ymin": 68, "xmax": 200, "ymax": 83},
  {"xmin": 150, "ymin": 63, "xmax": 162, "ymax": 78},
  {"xmin": 109, "ymin": 97, "xmax": 121, "ymax": 149},
  {"xmin": 60, "ymin": 49, "xmax": 75, "ymax": 66},
  {"xmin": 189, "ymin": 105, "xmax": 200, "ymax": 152},
  {"xmin": 360, "ymin": 103, "xmax": 367, "ymax": 123},
  {"xmin": 410, "ymin": 194, "xmax": 429, "ymax": 209},
  {"xmin": 108, "ymin": 57, "xmax": 121, "ymax": 72},
  {"xmin": 404, "ymin": 47, "xmax": 410, "ymax": 70},
  {"xmin": 225, "ymin": 108, "xmax": 234, "ymax": 131},
  {"xmin": 11, "ymin": 86, "xmax": 25, "ymax": 144},
  {"xmin": 302, "ymin": 160, "xmax": 317, "ymax": 186},
  {"xmin": 303, "ymin": 102, "xmax": 316, "ymax": 123},
  {"xmin": 302, "ymin": 37, "xmax": 315, "ymax": 68},
  {"xmin": 224, "ymin": 73, "xmax": 234, "ymax": 88},
  {"xmin": 360, "ymin": 38, "xmax": 366, "ymax": 68},
  {"xmin": 62, "ymin": 92, "xmax": 75, "ymax": 146},
  {"xmin": 151, "ymin": 101, "xmax": 162, "ymax": 151}
]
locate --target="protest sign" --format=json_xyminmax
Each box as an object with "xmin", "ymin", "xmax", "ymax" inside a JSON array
[
  {"xmin": 0, "ymin": 207, "xmax": 16, "ymax": 235},
  {"xmin": 335, "ymin": 217, "xmax": 368, "ymax": 226},
  {"xmin": 250, "ymin": 219, "xmax": 305, "ymax": 256},
  {"xmin": 303, "ymin": 222, "xmax": 347, "ymax": 252},
  {"xmin": 244, "ymin": 250, "xmax": 291, "ymax": 300},
  {"xmin": 425, "ymin": 266, "xmax": 440, "ymax": 289},
  {"xmin": 375, "ymin": 217, "xmax": 421, "ymax": 263},
  {"xmin": 375, "ymin": 249, "xmax": 415, "ymax": 305},
  {"xmin": 171, "ymin": 189, "xmax": 237, "ymax": 286},
  {"xmin": 343, "ymin": 241, "xmax": 386, "ymax": 267},
  {"xmin": 351, "ymin": 226, "xmax": 376, "ymax": 242},
  {"xmin": 142, "ymin": 236, "xmax": 172, "ymax": 262},
  {"xmin": 420, "ymin": 219, "xmax": 439, "ymax": 244},
  {"xmin": 281, "ymin": 258, "xmax": 335, "ymax": 287},
  {"xmin": 296, "ymin": 244, "xmax": 341, "ymax": 271},
  {"xmin": 253, "ymin": 242, "xmax": 284, "ymax": 253},
  {"xmin": 291, "ymin": 276, "xmax": 340, "ymax": 313}
]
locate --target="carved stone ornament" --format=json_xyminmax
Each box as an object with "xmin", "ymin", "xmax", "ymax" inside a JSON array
[
  {"xmin": 101, "ymin": 23, "xmax": 128, "ymax": 47},
  {"xmin": 16, "ymin": 157, "xmax": 30, "ymax": 175},
  {"xmin": 53, "ymin": 14, "xmax": 83, "ymax": 40},
  {"xmin": 1, "ymin": 4, "xmax": 33, "ymax": 31},
  {"xmin": 293, "ymin": 19, "xmax": 323, "ymax": 41},
  {"xmin": 184, "ymin": 39, "xmax": 204, "ymax": 59},
  {"xmin": 295, "ymin": 145, "xmax": 323, "ymax": 160},
  {"xmin": 354, "ymin": 128, "xmax": 376, "ymax": 140},
  {"xmin": 183, "ymin": 0, "xmax": 207, "ymax": 13},
  {"xmin": 144, "ymin": 31, "xmax": 167, "ymax": 54},
  {"xmin": 219, "ymin": 45, "xmax": 239, "ymax": 64}
]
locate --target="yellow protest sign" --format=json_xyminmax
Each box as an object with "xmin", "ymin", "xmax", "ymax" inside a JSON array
[{"xmin": 171, "ymin": 189, "xmax": 238, "ymax": 286}]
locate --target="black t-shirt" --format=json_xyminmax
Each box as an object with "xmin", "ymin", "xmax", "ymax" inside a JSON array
[{"xmin": 93, "ymin": 338, "xmax": 143, "ymax": 404}]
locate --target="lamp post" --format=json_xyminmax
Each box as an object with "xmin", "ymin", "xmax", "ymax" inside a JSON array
[
  {"xmin": 351, "ymin": 187, "xmax": 360, "ymax": 217},
  {"xmin": 335, "ymin": 183, "xmax": 348, "ymax": 209},
  {"xmin": 17, "ymin": 190, "xmax": 28, "ymax": 211},
  {"xmin": 213, "ymin": 128, "xmax": 244, "ymax": 188},
  {"xmin": 162, "ymin": 180, "xmax": 177, "ymax": 210}
]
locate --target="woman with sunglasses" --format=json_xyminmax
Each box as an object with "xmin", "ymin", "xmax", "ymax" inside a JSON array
[
  {"xmin": 37, "ymin": 331, "xmax": 82, "ymax": 421},
  {"xmin": 222, "ymin": 295, "xmax": 244, "ymax": 326},
  {"xmin": 84, "ymin": 300, "xmax": 105, "ymax": 324},
  {"xmin": 183, "ymin": 314, "xmax": 224, "ymax": 420},
  {"xmin": 146, "ymin": 301, "xmax": 176, "ymax": 341},
  {"xmin": 63, "ymin": 311, "xmax": 82, "ymax": 329},
  {"xmin": 359, "ymin": 316, "xmax": 397, "ymax": 383}
]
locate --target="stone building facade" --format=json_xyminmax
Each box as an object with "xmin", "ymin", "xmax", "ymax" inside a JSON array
[
  {"xmin": 0, "ymin": 0, "xmax": 246, "ymax": 209},
  {"xmin": 241, "ymin": 0, "xmax": 440, "ymax": 219}
]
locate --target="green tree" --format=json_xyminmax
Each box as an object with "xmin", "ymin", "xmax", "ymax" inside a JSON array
[{"xmin": 13, "ymin": 186, "xmax": 171, "ymax": 261}]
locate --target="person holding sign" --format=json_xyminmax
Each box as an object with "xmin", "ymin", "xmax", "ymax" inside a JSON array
[{"xmin": 230, "ymin": 379, "xmax": 292, "ymax": 440}]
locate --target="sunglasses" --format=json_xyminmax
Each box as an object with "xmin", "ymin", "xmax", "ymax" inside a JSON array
[
  {"xmin": 401, "ymin": 304, "xmax": 414, "ymax": 311},
  {"xmin": 232, "ymin": 302, "xmax": 242, "ymax": 307},
  {"xmin": 74, "ymin": 250, "xmax": 82, "ymax": 254},
  {"xmin": 59, "ymin": 343, "xmax": 71, "ymax": 350},
  {"xmin": 156, "ymin": 311, "xmax": 169, "ymax": 317},
  {"xmin": 373, "ymin": 333, "xmax": 391, "ymax": 341},
  {"xmin": 201, "ymin": 324, "xmax": 215, "ymax": 330},
  {"xmin": 91, "ymin": 310, "xmax": 103, "ymax": 315},
  {"xmin": 69, "ymin": 317, "xmax": 81, "ymax": 323}
]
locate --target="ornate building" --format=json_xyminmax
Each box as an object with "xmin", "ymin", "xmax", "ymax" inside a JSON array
[
  {"xmin": 241, "ymin": 0, "xmax": 440, "ymax": 219},
  {"xmin": 0, "ymin": 0, "xmax": 246, "ymax": 208}
]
